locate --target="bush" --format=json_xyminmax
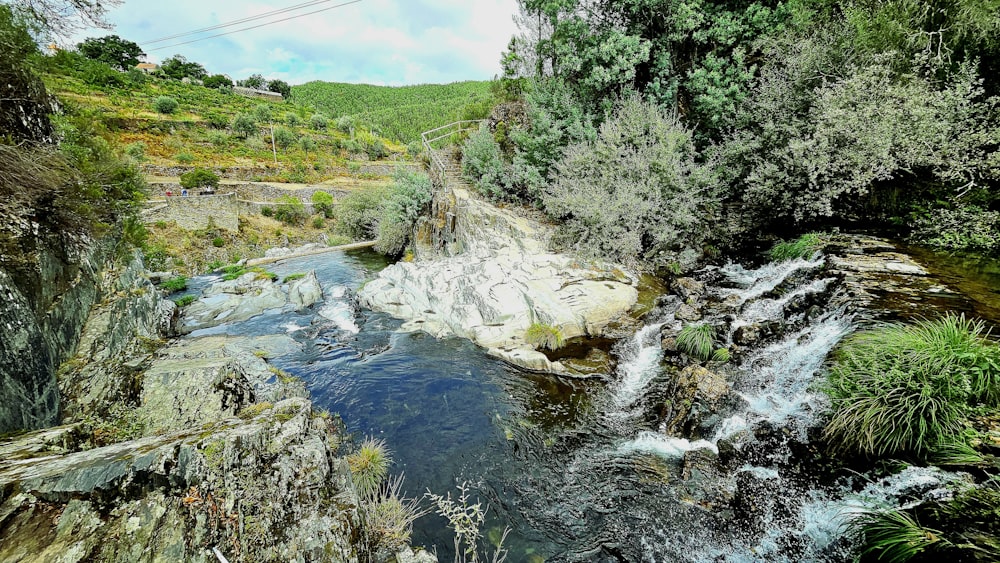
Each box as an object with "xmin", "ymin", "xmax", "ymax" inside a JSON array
[
  {"xmin": 261, "ymin": 206, "xmax": 274, "ymax": 217},
  {"xmin": 676, "ymin": 324, "xmax": 716, "ymax": 361},
  {"xmin": 175, "ymin": 152, "xmax": 194, "ymax": 164},
  {"xmin": 204, "ymin": 112, "xmax": 229, "ymax": 129},
  {"xmin": 335, "ymin": 115, "xmax": 354, "ymax": 133},
  {"xmin": 179, "ymin": 168, "xmax": 219, "ymax": 190},
  {"xmin": 544, "ymin": 96, "xmax": 717, "ymax": 269},
  {"xmin": 254, "ymin": 103, "xmax": 272, "ymax": 123},
  {"xmin": 406, "ymin": 141, "xmax": 423, "ymax": 158},
  {"xmin": 769, "ymin": 233, "xmax": 823, "ymax": 262},
  {"xmin": 311, "ymin": 216, "xmax": 326, "ymax": 229},
  {"xmin": 309, "ymin": 113, "xmax": 328, "ymax": 130},
  {"xmin": 461, "ymin": 123, "xmax": 510, "ymax": 201},
  {"xmin": 311, "ymin": 190, "xmax": 335, "ymax": 218},
  {"xmin": 211, "ymin": 236, "xmax": 225, "ymax": 247},
  {"xmin": 300, "ymin": 136, "xmax": 316, "ymax": 152},
  {"xmin": 824, "ymin": 314, "xmax": 1000, "ymax": 459},
  {"xmin": 375, "ymin": 170, "xmax": 433, "ymax": 256},
  {"xmin": 203, "ymin": 74, "xmax": 233, "ymax": 90},
  {"xmin": 273, "ymin": 126, "xmax": 297, "ymax": 149},
  {"xmin": 153, "ymin": 96, "xmax": 179, "ymax": 114},
  {"xmin": 273, "ymin": 195, "xmax": 308, "ymax": 225},
  {"xmin": 173, "ymin": 295, "xmax": 196, "ymax": 307},
  {"xmin": 231, "ymin": 113, "xmax": 258, "ymax": 139},
  {"xmin": 207, "ymin": 131, "xmax": 228, "ymax": 147},
  {"xmin": 525, "ymin": 322, "xmax": 564, "ymax": 351},
  {"xmin": 347, "ymin": 437, "xmax": 390, "ymax": 499},
  {"xmin": 161, "ymin": 276, "xmax": 188, "ymax": 292},
  {"xmin": 360, "ymin": 475, "xmax": 427, "ymax": 558},
  {"xmin": 336, "ymin": 188, "xmax": 388, "ymax": 241},
  {"xmin": 284, "ymin": 112, "xmax": 299, "ymax": 126},
  {"xmin": 911, "ymin": 206, "xmax": 1000, "ymax": 253},
  {"xmin": 124, "ymin": 142, "xmax": 145, "ymax": 161}
]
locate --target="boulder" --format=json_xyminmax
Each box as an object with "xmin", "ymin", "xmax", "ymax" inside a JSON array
[
  {"xmin": 288, "ymin": 270, "xmax": 324, "ymax": 309},
  {"xmin": 180, "ymin": 272, "xmax": 287, "ymax": 333},
  {"xmin": 671, "ymin": 277, "xmax": 705, "ymax": 301}
]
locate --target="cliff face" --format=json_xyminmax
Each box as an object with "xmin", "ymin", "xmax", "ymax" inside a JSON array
[{"xmin": 0, "ymin": 235, "xmax": 112, "ymax": 433}]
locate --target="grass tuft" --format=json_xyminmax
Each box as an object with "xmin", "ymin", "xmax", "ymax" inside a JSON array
[
  {"xmin": 161, "ymin": 275, "xmax": 188, "ymax": 292},
  {"xmin": 769, "ymin": 232, "xmax": 823, "ymax": 262},
  {"xmin": 824, "ymin": 313, "xmax": 1000, "ymax": 459},
  {"xmin": 525, "ymin": 322, "xmax": 565, "ymax": 351},
  {"xmin": 347, "ymin": 437, "xmax": 391, "ymax": 499},
  {"xmin": 852, "ymin": 509, "xmax": 949, "ymax": 563},
  {"xmin": 677, "ymin": 324, "xmax": 716, "ymax": 361}
]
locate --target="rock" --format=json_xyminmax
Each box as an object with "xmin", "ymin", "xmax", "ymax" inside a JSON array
[
  {"xmin": 362, "ymin": 187, "xmax": 638, "ymax": 374},
  {"xmin": 677, "ymin": 365, "xmax": 730, "ymax": 404},
  {"xmin": 180, "ymin": 272, "xmax": 287, "ymax": 333},
  {"xmin": 394, "ymin": 546, "xmax": 438, "ymax": 563},
  {"xmin": 264, "ymin": 246, "xmax": 293, "ymax": 258},
  {"xmin": 733, "ymin": 324, "xmax": 761, "ymax": 347},
  {"xmin": 288, "ymin": 270, "xmax": 324, "ymax": 309},
  {"xmin": 675, "ymin": 303, "xmax": 702, "ymax": 322},
  {"xmin": 671, "ymin": 277, "xmax": 705, "ymax": 301},
  {"xmin": 663, "ymin": 366, "xmax": 731, "ymax": 437}
]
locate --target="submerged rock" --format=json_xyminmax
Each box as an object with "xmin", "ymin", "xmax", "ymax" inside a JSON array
[
  {"xmin": 180, "ymin": 272, "xmax": 287, "ymax": 333},
  {"xmin": 361, "ymin": 186, "xmax": 638, "ymax": 374}
]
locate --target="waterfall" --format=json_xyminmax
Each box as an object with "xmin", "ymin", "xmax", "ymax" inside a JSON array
[
  {"xmin": 609, "ymin": 321, "xmax": 666, "ymax": 410},
  {"xmin": 318, "ymin": 285, "xmax": 360, "ymax": 334},
  {"xmin": 720, "ymin": 256, "xmax": 825, "ymax": 303}
]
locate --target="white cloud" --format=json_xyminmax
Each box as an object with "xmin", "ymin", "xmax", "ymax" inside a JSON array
[{"xmin": 71, "ymin": 0, "xmax": 520, "ymax": 85}]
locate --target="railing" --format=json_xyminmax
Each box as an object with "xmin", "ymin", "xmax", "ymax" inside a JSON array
[{"xmin": 420, "ymin": 120, "xmax": 483, "ymax": 186}]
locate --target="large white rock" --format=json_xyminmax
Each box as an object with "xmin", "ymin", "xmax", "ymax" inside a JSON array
[
  {"xmin": 288, "ymin": 270, "xmax": 324, "ymax": 309},
  {"xmin": 361, "ymin": 187, "xmax": 638, "ymax": 374},
  {"xmin": 180, "ymin": 272, "xmax": 287, "ymax": 333}
]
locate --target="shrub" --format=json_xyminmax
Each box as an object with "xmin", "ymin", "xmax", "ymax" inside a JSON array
[
  {"xmin": 461, "ymin": 123, "xmax": 510, "ymax": 201},
  {"xmin": 824, "ymin": 314, "xmax": 1000, "ymax": 459},
  {"xmin": 231, "ymin": 113, "xmax": 258, "ymax": 139},
  {"xmin": 203, "ymin": 74, "xmax": 233, "ymax": 90},
  {"xmin": 525, "ymin": 322, "xmax": 564, "ymax": 351},
  {"xmin": 406, "ymin": 141, "xmax": 422, "ymax": 158},
  {"xmin": 311, "ymin": 216, "xmax": 326, "ymax": 229},
  {"xmin": 211, "ymin": 236, "xmax": 225, "ymax": 247},
  {"xmin": 175, "ymin": 152, "xmax": 194, "ymax": 164},
  {"xmin": 336, "ymin": 187, "xmax": 388, "ymax": 241},
  {"xmin": 711, "ymin": 348, "xmax": 731, "ymax": 363},
  {"xmin": 347, "ymin": 437, "xmax": 390, "ymax": 499},
  {"xmin": 360, "ymin": 474, "xmax": 427, "ymax": 558},
  {"xmin": 161, "ymin": 276, "xmax": 188, "ymax": 292},
  {"xmin": 124, "ymin": 141, "xmax": 145, "ymax": 161},
  {"xmin": 375, "ymin": 170, "xmax": 433, "ymax": 256},
  {"xmin": 254, "ymin": 103, "xmax": 272, "ymax": 123},
  {"xmin": 273, "ymin": 195, "xmax": 308, "ymax": 225},
  {"xmin": 273, "ymin": 126, "xmax": 297, "ymax": 149},
  {"xmin": 284, "ymin": 112, "xmax": 300, "ymax": 126},
  {"xmin": 676, "ymin": 324, "xmax": 716, "ymax": 361},
  {"xmin": 769, "ymin": 233, "xmax": 823, "ymax": 262},
  {"xmin": 173, "ymin": 295, "xmax": 196, "ymax": 307},
  {"xmin": 207, "ymin": 131, "xmax": 228, "ymax": 147},
  {"xmin": 299, "ymin": 136, "xmax": 317, "ymax": 152},
  {"xmin": 311, "ymin": 190, "xmax": 335, "ymax": 218},
  {"xmin": 543, "ymin": 96, "xmax": 717, "ymax": 269},
  {"xmin": 179, "ymin": 168, "xmax": 219, "ymax": 190},
  {"xmin": 309, "ymin": 113, "xmax": 328, "ymax": 130},
  {"xmin": 911, "ymin": 206, "xmax": 1000, "ymax": 253},
  {"xmin": 335, "ymin": 115, "xmax": 354, "ymax": 133},
  {"xmin": 204, "ymin": 112, "xmax": 229, "ymax": 129},
  {"xmin": 261, "ymin": 206, "xmax": 274, "ymax": 217},
  {"xmin": 153, "ymin": 96, "xmax": 179, "ymax": 114}
]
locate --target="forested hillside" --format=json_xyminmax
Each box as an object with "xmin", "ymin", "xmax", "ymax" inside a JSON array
[
  {"xmin": 292, "ymin": 80, "xmax": 493, "ymax": 142},
  {"xmin": 459, "ymin": 0, "xmax": 1000, "ymax": 271}
]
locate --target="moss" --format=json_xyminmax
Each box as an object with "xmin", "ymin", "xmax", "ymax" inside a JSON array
[{"xmin": 238, "ymin": 402, "xmax": 274, "ymax": 419}]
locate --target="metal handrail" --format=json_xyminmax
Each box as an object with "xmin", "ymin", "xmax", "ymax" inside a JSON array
[{"xmin": 420, "ymin": 120, "xmax": 484, "ymax": 188}]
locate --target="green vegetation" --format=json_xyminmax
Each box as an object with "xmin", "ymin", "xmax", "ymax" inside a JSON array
[
  {"xmin": 273, "ymin": 195, "xmax": 308, "ymax": 226},
  {"xmin": 425, "ymin": 482, "xmax": 511, "ymax": 563},
  {"xmin": 851, "ymin": 481, "xmax": 1000, "ymax": 562},
  {"xmin": 292, "ymin": 80, "xmax": 494, "ymax": 142},
  {"xmin": 676, "ymin": 324, "xmax": 716, "ymax": 362},
  {"xmin": 153, "ymin": 95, "xmax": 178, "ymax": 114},
  {"xmin": 283, "ymin": 273, "xmax": 306, "ymax": 283},
  {"xmin": 769, "ymin": 233, "xmax": 824, "ymax": 262},
  {"xmin": 179, "ymin": 168, "xmax": 219, "ymax": 190},
  {"xmin": 525, "ymin": 322, "xmax": 565, "ymax": 351},
  {"xmin": 824, "ymin": 314, "xmax": 1000, "ymax": 459},
  {"xmin": 160, "ymin": 276, "xmax": 188, "ymax": 292},
  {"xmin": 911, "ymin": 206, "xmax": 1000, "ymax": 253},
  {"xmin": 173, "ymin": 295, "xmax": 196, "ymax": 307},
  {"xmin": 311, "ymin": 190, "xmax": 335, "ymax": 218},
  {"xmin": 347, "ymin": 437, "xmax": 391, "ymax": 499},
  {"xmin": 374, "ymin": 169, "xmax": 433, "ymax": 257},
  {"xmin": 77, "ymin": 35, "xmax": 144, "ymax": 71},
  {"xmin": 711, "ymin": 348, "xmax": 731, "ymax": 364}
]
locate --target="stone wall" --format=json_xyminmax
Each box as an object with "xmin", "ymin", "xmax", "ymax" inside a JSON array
[{"xmin": 142, "ymin": 193, "xmax": 240, "ymax": 231}]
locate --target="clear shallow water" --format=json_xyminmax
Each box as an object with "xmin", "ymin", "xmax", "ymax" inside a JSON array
[{"xmin": 176, "ymin": 249, "xmax": 968, "ymax": 562}]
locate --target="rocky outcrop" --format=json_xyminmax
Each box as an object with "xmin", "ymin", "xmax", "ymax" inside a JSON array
[
  {"xmin": 361, "ymin": 185, "xmax": 638, "ymax": 374},
  {"xmin": 180, "ymin": 272, "xmax": 291, "ymax": 333}
]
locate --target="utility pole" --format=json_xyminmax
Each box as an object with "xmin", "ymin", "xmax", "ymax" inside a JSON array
[{"xmin": 270, "ymin": 123, "xmax": 278, "ymax": 165}]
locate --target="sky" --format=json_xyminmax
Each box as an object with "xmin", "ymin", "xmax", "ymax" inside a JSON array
[{"xmin": 71, "ymin": 0, "xmax": 521, "ymax": 86}]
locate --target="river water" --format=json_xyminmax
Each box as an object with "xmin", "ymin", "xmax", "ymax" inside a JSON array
[{"xmin": 179, "ymin": 247, "xmax": 996, "ymax": 562}]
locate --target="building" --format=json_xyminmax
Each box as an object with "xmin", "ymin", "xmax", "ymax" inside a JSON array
[
  {"xmin": 136, "ymin": 63, "xmax": 160, "ymax": 74},
  {"xmin": 233, "ymin": 86, "xmax": 283, "ymax": 102}
]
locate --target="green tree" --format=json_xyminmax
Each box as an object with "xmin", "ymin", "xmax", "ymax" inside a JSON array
[
  {"xmin": 375, "ymin": 169, "xmax": 433, "ymax": 256},
  {"xmin": 230, "ymin": 113, "xmax": 257, "ymax": 139},
  {"xmin": 0, "ymin": 4, "xmax": 53, "ymax": 143},
  {"xmin": 203, "ymin": 74, "xmax": 233, "ymax": 89},
  {"xmin": 7, "ymin": 0, "xmax": 121, "ymax": 37},
  {"xmin": 160, "ymin": 54, "xmax": 206, "ymax": 80},
  {"xmin": 76, "ymin": 34, "xmax": 144, "ymax": 71},
  {"xmin": 311, "ymin": 190, "xmax": 335, "ymax": 218},
  {"xmin": 179, "ymin": 168, "xmax": 219, "ymax": 190},
  {"xmin": 240, "ymin": 73, "xmax": 266, "ymax": 89},
  {"xmin": 267, "ymin": 78, "xmax": 291, "ymax": 98},
  {"xmin": 153, "ymin": 96, "xmax": 178, "ymax": 114}
]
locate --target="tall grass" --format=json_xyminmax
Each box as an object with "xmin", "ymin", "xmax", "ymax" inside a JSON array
[
  {"xmin": 676, "ymin": 324, "xmax": 716, "ymax": 361},
  {"xmin": 769, "ymin": 232, "xmax": 823, "ymax": 262},
  {"xmin": 359, "ymin": 474, "xmax": 428, "ymax": 557},
  {"xmin": 347, "ymin": 437, "xmax": 391, "ymax": 499},
  {"xmin": 851, "ymin": 509, "xmax": 949, "ymax": 562},
  {"xmin": 824, "ymin": 314, "xmax": 1000, "ymax": 458},
  {"xmin": 525, "ymin": 322, "xmax": 565, "ymax": 351}
]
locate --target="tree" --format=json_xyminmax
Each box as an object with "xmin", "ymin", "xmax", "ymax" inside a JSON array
[
  {"xmin": 311, "ymin": 190, "xmax": 335, "ymax": 218},
  {"xmin": 153, "ymin": 96, "xmax": 178, "ymax": 114},
  {"xmin": 0, "ymin": 4, "xmax": 54, "ymax": 143},
  {"xmin": 6, "ymin": 0, "xmax": 121, "ymax": 37},
  {"xmin": 230, "ymin": 114, "xmax": 257, "ymax": 139},
  {"xmin": 267, "ymin": 78, "xmax": 291, "ymax": 98},
  {"xmin": 203, "ymin": 74, "xmax": 233, "ymax": 89},
  {"xmin": 179, "ymin": 168, "xmax": 219, "ymax": 190},
  {"xmin": 239, "ymin": 73, "xmax": 265, "ymax": 89},
  {"xmin": 76, "ymin": 34, "xmax": 144, "ymax": 71},
  {"xmin": 160, "ymin": 54, "xmax": 206, "ymax": 80}
]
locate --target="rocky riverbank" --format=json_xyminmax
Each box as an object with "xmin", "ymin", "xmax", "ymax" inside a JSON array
[{"xmin": 360, "ymin": 185, "xmax": 639, "ymax": 374}]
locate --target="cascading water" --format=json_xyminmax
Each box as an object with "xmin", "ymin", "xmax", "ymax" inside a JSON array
[{"xmin": 610, "ymin": 321, "xmax": 666, "ymax": 410}]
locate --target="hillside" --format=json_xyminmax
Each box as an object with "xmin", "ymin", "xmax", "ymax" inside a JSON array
[{"xmin": 292, "ymin": 80, "xmax": 493, "ymax": 142}]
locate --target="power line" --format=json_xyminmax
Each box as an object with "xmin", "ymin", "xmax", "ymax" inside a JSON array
[
  {"xmin": 141, "ymin": 0, "xmax": 341, "ymax": 45},
  {"xmin": 146, "ymin": 0, "xmax": 363, "ymax": 52}
]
